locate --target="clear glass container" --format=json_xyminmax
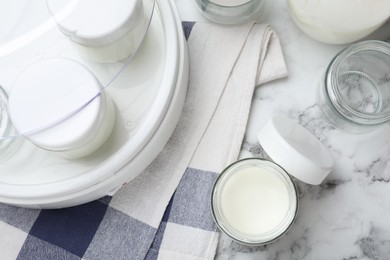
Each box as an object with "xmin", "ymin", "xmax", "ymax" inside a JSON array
[
  {"xmin": 317, "ymin": 41, "xmax": 390, "ymax": 133},
  {"xmin": 193, "ymin": 0, "xmax": 265, "ymax": 25},
  {"xmin": 211, "ymin": 158, "xmax": 298, "ymax": 245},
  {"xmin": 0, "ymin": 86, "xmax": 11, "ymax": 147},
  {"xmin": 0, "ymin": 86, "xmax": 18, "ymax": 158},
  {"xmin": 0, "ymin": 86, "xmax": 24, "ymax": 162},
  {"xmin": 212, "ymin": 116, "xmax": 333, "ymax": 245}
]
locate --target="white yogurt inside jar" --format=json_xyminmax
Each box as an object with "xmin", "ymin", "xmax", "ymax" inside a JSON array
[
  {"xmin": 8, "ymin": 58, "xmax": 115, "ymax": 159},
  {"xmin": 47, "ymin": 0, "xmax": 147, "ymax": 62},
  {"xmin": 288, "ymin": 0, "xmax": 390, "ymax": 44},
  {"xmin": 212, "ymin": 158, "xmax": 298, "ymax": 245},
  {"xmin": 212, "ymin": 116, "xmax": 334, "ymax": 245}
]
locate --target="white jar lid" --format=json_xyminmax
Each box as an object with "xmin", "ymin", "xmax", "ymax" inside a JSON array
[
  {"xmin": 9, "ymin": 58, "xmax": 104, "ymax": 152},
  {"xmin": 258, "ymin": 116, "xmax": 333, "ymax": 185},
  {"xmin": 46, "ymin": 0, "xmax": 142, "ymax": 46}
]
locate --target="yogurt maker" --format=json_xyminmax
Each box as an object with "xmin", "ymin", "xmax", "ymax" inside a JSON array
[{"xmin": 0, "ymin": 0, "xmax": 189, "ymax": 208}]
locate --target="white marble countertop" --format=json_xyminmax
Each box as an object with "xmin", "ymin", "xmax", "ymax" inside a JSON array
[{"xmin": 176, "ymin": 0, "xmax": 390, "ymax": 259}]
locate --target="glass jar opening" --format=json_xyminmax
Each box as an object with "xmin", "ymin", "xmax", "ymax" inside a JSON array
[
  {"xmin": 326, "ymin": 41, "xmax": 390, "ymax": 125},
  {"xmin": 211, "ymin": 158, "xmax": 298, "ymax": 245}
]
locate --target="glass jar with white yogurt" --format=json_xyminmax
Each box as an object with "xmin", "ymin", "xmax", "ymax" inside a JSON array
[
  {"xmin": 212, "ymin": 158, "xmax": 298, "ymax": 245},
  {"xmin": 212, "ymin": 116, "xmax": 333, "ymax": 245},
  {"xmin": 288, "ymin": 0, "xmax": 390, "ymax": 44}
]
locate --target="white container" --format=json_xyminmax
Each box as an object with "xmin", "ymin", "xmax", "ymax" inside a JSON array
[
  {"xmin": 8, "ymin": 58, "xmax": 115, "ymax": 158},
  {"xmin": 288, "ymin": 0, "xmax": 390, "ymax": 44},
  {"xmin": 212, "ymin": 116, "xmax": 334, "ymax": 245},
  {"xmin": 46, "ymin": 0, "xmax": 147, "ymax": 62}
]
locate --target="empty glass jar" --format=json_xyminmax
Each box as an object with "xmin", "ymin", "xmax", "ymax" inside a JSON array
[{"xmin": 317, "ymin": 41, "xmax": 390, "ymax": 133}]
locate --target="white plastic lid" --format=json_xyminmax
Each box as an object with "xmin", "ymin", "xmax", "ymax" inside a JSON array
[
  {"xmin": 8, "ymin": 58, "xmax": 103, "ymax": 151},
  {"xmin": 46, "ymin": 0, "xmax": 142, "ymax": 46},
  {"xmin": 257, "ymin": 116, "xmax": 333, "ymax": 185}
]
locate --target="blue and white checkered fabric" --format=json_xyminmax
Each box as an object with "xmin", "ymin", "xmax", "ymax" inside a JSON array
[
  {"xmin": 0, "ymin": 21, "xmax": 286, "ymax": 259},
  {"xmin": 0, "ymin": 167, "xmax": 218, "ymax": 259}
]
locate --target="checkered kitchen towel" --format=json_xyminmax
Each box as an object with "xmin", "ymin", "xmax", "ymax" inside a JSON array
[{"xmin": 0, "ymin": 21, "xmax": 287, "ymax": 260}]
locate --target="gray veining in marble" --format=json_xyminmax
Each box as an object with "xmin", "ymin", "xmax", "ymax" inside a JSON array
[{"xmin": 177, "ymin": 0, "xmax": 390, "ymax": 259}]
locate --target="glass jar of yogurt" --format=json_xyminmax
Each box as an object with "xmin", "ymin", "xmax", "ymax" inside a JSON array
[
  {"xmin": 212, "ymin": 116, "xmax": 333, "ymax": 245},
  {"xmin": 288, "ymin": 0, "xmax": 390, "ymax": 44}
]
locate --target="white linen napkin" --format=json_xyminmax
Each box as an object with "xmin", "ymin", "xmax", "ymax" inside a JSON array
[{"xmin": 112, "ymin": 21, "xmax": 288, "ymax": 259}]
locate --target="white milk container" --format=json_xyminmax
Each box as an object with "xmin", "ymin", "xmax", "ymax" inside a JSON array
[{"xmin": 288, "ymin": 0, "xmax": 390, "ymax": 44}]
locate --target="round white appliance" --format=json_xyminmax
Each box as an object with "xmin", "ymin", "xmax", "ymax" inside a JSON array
[{"xmin": 0, "ymin": 0, "xmax": 189, "ymax": 208}]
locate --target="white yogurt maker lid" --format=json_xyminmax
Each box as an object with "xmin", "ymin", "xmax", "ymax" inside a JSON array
[
  {"xmin": 258, "ymin": 116, "xmax": 333, "ymax": 185},
  {"xmin": 8, "ymin": 58, "xmax": 103, "ymax": 151},
  {"xmin": 46, "ymin": 0, "xmax": 143, "ymax": 46}
]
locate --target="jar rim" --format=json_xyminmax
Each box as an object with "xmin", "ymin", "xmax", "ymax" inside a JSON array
[
  {"xmin": 211, "ymin": 158, "xmax": 298, "ymax": 245},
  {"xmin": 325, "ymin": 40, "xmax": 390, "ymax": 124},
  {"xmin": 195, "ymin": 0, "xmax": 265, "ymax": 25}
]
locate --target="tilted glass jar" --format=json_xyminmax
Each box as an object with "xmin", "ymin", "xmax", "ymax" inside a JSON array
[{"xmin": 317, "ymin": 41, "xmax": 390, "ymax": 133}]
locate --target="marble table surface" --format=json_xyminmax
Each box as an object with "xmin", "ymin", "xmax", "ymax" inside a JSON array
[{"xmin": 176, "ymin": 0, "xmax": 390, "ymax": 259}]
